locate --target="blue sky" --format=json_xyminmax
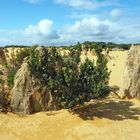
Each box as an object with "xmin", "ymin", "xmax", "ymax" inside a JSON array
[{"xmin": 0, "ymin": 0, "xmax": 140, "ymax": 46}]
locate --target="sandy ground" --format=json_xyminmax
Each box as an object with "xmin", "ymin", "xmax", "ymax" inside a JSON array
[
  {"xmin": 0, "ymin": 50, "xmax": 140, "ymax": 140},
  {"xmin": 108, "ymin": 50, "xmax": 128, "ymax": 87}
]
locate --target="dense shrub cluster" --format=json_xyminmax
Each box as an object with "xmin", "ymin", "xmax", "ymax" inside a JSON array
[
  {"xmin": 28, "ymin": 43, "xmax": 110, "ymax": 109},
  {"xmin": 2, "ymin": 41, "xmax": 132, "ymax": 50},
  {"xmin": 7, "ymin": 69, "xmax": 17, "ymax": 86},
  {"xmin": 4, "ymin": 45, "xmax": 30, "ymax": 48},
  {"xmin": 83, "ymin": 41, "xmax": 131, "ymax": 50}
]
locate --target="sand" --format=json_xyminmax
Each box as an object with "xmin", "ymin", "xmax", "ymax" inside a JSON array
[
  {"xmin": 0, "ymin": 50, "xmax": 140, "ymax": 140},
  {"xmin": 108, "ymin": 50, "xmax": 128, "ymax": 87}
]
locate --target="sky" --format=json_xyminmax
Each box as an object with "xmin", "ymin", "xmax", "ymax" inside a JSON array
[{"xmin": 0, "ymin": 0, "xmax": 140, "ymax": 46}]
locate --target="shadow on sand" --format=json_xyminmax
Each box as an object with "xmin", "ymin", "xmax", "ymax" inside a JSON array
[{"xmin": 72, "ymin": 99, "xmax": 140, "ymax": 121}]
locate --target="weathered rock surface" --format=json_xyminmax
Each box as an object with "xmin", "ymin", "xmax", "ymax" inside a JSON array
[
  {"xmin": 0, "ymin": 48, "xmax": 6, "ymax": 64},
  {"xmin": 10, "ymin": 47, "xmax": 56, "ymax": 114},
  {"xmin": 0, "ymin": 87, "xmax": 10, "ymax": 112},
  {"xmin": 120, "ymin": 45, "xmax": 140, "ymax": 99}
]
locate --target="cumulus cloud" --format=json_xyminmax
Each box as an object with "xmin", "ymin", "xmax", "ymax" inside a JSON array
[
  {"xmin": 0, "ymin": 16, "xmax": 140, "ymax": 46},
  {"xmin": 58, "ymin": 17, "xmax": 120, "ymax": 44},
  {"xmin": 55, "ymin": 0, "xmax": 117, "ymax": 9},
  {"xmin": 0, "ymin": 19, "xmax": 59, "ymax": 46},
  {"xmin": 24, "ymin": 19, "xmax": 59, "ymax": 40}
]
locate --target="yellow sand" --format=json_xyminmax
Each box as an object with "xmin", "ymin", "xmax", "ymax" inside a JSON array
[
  {"xmin": 108, "ymin": 50, "xmax": 128, "ymax": 87},
  {"xmin": 0, "ymin": 50, "xmax": 140, "ymax": 140}
]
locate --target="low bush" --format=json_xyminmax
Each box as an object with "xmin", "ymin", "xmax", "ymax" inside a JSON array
[
  {"xmin": 28, "ymin": 43, "xmax": 110, "ymax": 109},
  {"xmin": 6, "ymin": 69, "xmax": 18, "ymax": 87}
]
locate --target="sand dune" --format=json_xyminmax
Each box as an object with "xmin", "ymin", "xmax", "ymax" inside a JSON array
[{"xmin": 0, "ymin": 50, "xmax": 140, "ymax": 140}]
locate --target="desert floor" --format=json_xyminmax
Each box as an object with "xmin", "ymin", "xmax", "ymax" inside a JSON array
[{"xmin": 0, "ymin": 50, "xmax": 140, "ymax": 140}]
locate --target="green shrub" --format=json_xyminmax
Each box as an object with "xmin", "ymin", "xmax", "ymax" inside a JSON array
[
  {"xmin": 28, "ymin": 43, "xmax": 110, "ymax": 109},
  {"xmin": 83, "ymin": 41, "xmax": 131, "ymax": 50},
  {"xmin": 7, "ymin": 69, "xmax": 17, "ymax": 86},
  {"xmin": 0, "ymin": 79, "xmax": 4, "ymax": 85}
]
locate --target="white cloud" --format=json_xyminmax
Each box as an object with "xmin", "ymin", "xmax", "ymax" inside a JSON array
[
  {"xmin": 56, "ymin": 0, "xmax": 94, "ymax": 9},
  {"xmin": 24, "ymin": 19, "xmax": 59, "ymax": 40},
  {"xmin": 58, "ymin": 17, "xmax": 120, "ymax": 44},
  {"xmin": 0, "ymin": 16, "xmax": 140, "ymax": 46},
  {"xmin": 55, "ymin": 0, "xmax": 117, "ymax": 9},
  {"xmin": 0, "ymin": 19, "xmax": 59, "ymax": 46},
  {"xmin": 69, "ymin": 13, "xmax": 98, "ymax": 19},
  {"xmin": 116, "ymin": 23, "xmax": 140, "ymax": 43},
  {"xmin": 110, "ymin": 9, "xmax": 122, "ymax": 20}
]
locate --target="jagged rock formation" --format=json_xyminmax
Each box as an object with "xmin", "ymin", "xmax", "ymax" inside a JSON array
[
  {"xmin": 0, "ymin": 88, "xmax": 9, "ymax": 112},
  {"xmin": 0, "ymin": 47, "xmax": 24, "ymax": 81},
  {"xmin": 0, "ymin": 47, "xmax": 23, "ymax": 64},
  {"xmin": 4, "ymin": 47, "xmax": 23, "ymax": 63},
  {"xmin": 0, "ymin": 48, "xmax": 6, "ymax": 64},
  {"xmin": 10, "ymin": 47, "xmax": 56, "ymax": 114},
  {"xmin": 119, "ymin": 45, "xmax": 140, "ymax": 99}
]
